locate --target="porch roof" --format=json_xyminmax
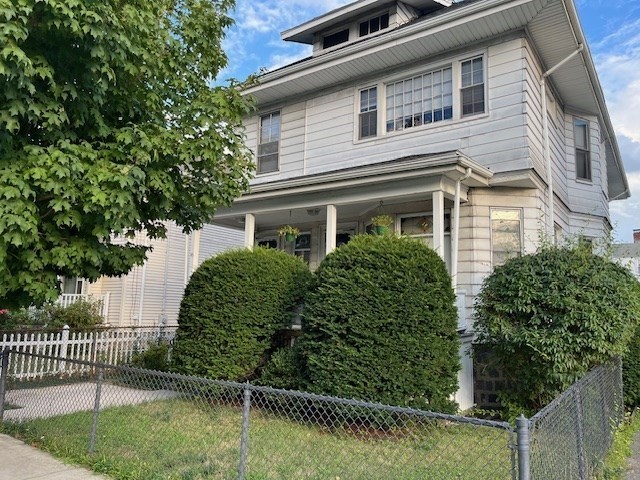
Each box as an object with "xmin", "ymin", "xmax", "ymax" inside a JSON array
[{"xmin": 213, "ymin": 151, "xmax": 492, "ymax": 226}]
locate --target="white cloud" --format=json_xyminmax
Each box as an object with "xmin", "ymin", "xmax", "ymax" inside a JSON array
[{"xmin": 592, "ymin": 18, "xmax": 640, "ymax": 144}]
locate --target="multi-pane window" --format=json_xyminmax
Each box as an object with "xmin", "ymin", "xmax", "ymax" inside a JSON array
[
  {"xmin": 385, "ymin": 67, "xmax": 453, "ymax": 133},
  {"xmin": 359, "ymin": 87, "xmax": 377, "ymax": 139},
  {"xmin": 258, "ymin": 111, "xmax": 280, "ymax": 174},
  {"xmin": 491, "ymin": 209, "xmax": 522, "ymax": 267},
  {"xmin": 574, "ymin": 118, "xmax": 591, "ymax": 181},
  {"xmin": 461, "ymin": 57, "xmax": 485, "ymax": 116},
  {"xmin": 359, "ymin": 13, "xmax": 389, "ymax": 37}
]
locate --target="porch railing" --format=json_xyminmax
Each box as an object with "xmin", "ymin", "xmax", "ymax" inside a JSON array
[{"xmin": 57, "ymin": 293, "xmax": 110, "ymax": 318}]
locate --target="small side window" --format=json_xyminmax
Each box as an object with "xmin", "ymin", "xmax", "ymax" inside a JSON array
[
  {"xmin": 461, "ymin": 57, "xmax": 485, "ymax": 116},
  {"xmin": 574, "ymin": 118, "xmax": 591, "ymax": 181},
  {"xmin": 258, "ymin": 111, "xmax": 280, "ymax": 174},
  {"xmin": 491, "ymin": 209, "xmax": 522, "ymax": 267},
  {"xmin": 359, "ymin": 86, "xmax": 377, "ymax": 139}
]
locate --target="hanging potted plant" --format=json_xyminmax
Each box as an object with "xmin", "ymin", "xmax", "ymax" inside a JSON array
[
  {"xmin": 370, "ymin": 214, "xmax": 393, "ymax": 235},
  {"xmin": 278, "ymin": 225, "xmax": 300, "ymax": 242}
]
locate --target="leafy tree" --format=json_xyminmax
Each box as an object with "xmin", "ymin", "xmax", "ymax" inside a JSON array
[
  {"xmin": 474, "ymin": 244, "xmax": 640, "ymax": 414},
  {"xmin": 298, "ymin": 235, "xmax": 460, "ymax": 412},
  {"xmin": 0, "ymin": 0, "xmax": 255, "ymax": 308}
]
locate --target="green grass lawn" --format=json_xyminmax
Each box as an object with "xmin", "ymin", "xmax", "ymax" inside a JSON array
[{"xmin": 1, "ymin": 398, "xmax": 514, "ymax": 480}]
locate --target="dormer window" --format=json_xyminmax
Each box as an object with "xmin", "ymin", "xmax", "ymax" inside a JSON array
[
  {"xmin": 323, "ymin": 29, "xmax": 349, "ymax": 49},
  {"xmin": 359, "ymin": 13, "xmax": 390, "ymax": 37}
]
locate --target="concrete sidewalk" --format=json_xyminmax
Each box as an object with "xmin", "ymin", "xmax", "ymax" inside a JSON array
[{"xmin": 0, "ymin": 434, "xmax": 109, "ymax": 479}]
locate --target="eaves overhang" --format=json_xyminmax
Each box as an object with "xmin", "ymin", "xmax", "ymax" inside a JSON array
[{"xmin": 214, "ymin": 151, "xmax": 492, "ymax": 218}]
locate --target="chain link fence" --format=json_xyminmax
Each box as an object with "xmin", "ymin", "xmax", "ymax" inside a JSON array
[
  {"xmin": 526, "ymin": 357, "xmax": 624, "ymax": 479},
  {"xmin": 0, "ymin": 350, "xmax": 516, "ymax": 479}
]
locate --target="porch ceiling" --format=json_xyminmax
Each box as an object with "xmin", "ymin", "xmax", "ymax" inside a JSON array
[{"xmin": 213, "ymin": 151, "xmax": 491, "ymax": 228}]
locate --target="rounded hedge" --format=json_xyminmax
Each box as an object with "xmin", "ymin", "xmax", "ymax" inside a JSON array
[
  {"xmin": 475, "ymin": 245, "xmax": 640, "ymax": 413},
  {"xmin": 171, "ymin": 247, "xmax": 312, "ymax": 381},
  {"xmin": 297, "ymin": 234, "xmax": 460, "ymax": 412}
]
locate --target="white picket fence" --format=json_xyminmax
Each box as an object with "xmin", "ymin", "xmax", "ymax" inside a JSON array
[{"xmin": 0, "ymin": 326, "xmax": 175, "ymax": 380}]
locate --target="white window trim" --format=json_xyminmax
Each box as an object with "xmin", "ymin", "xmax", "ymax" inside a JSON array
[
  {"xmin": 490, "ymin": 207, "xmax": 524, "ymax": 268},
  {"xmin": 353, "ymin": 50, "xmax": 487, "ymax": 144},
  {"xmin": 257, "ymin": 110, "xmax": 281, "ymax": 176},
  {"xmin": 573, "ymin": 116, "xmax": 592, "ymax": 183}
]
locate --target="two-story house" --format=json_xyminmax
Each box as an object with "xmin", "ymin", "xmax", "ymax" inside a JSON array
[{"xmin": 211, "ymin": 0, "xmax": 630, "ymax": 409}]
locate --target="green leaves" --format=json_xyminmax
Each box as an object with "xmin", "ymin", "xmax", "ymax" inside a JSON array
[
  {"xmin": 475, "ymin": 245, "xmax": 640, "ymax": 414},
  {"xmin": 0, "ymin": 0, "xmax": 255, "ymax": 308},
  {"xmin": 298, "ymin": 235, "xmax": 460, "ymax": 412}
]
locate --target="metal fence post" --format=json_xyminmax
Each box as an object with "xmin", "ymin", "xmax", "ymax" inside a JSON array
[
  {"xmin": 0, "ymin": 349, "xmax": 9, "ymax": 421},
  {"xmin": 516, "ymin": 415, "xmax": 530, "ymax": 480},
  {"xmin": 89, "ymin": 366, "xmax": 104, "ymax": 454},
  {"xmin": 238, "ymin": 384, "xmax": 251, "ymax": 480},
  {"xmin": 573, "ymin": 387, "xmax": 586, "ymax": 479}
]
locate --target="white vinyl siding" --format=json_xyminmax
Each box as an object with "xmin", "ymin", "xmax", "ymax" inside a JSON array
[{"xmin": 249, "ymin": 38, "xmax": 530, "ymax": 185}]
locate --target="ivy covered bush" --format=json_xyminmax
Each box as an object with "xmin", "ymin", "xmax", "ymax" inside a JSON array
[
  {"xmin": 475, "ymin": 244, "xmax": 640, "ymax": 414},
  {"xmin": 171, "ymin": 248, "xmax": 312, "ymax": 381},
  {"xmin": 297, "ymin": 234, "xmax": 460, "ymax": 412}
]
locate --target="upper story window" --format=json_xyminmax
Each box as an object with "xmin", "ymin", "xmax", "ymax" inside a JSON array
[
  {"xmin": 359, "ymin": 86, "xmax": 377, "ymax": 139},
  {"xmin": 491, "ymin": 209, "xmax": 522, "ymax": 267},
  {"xmin": 574, "ymin": 118, "xmax": 591, "ymax": 181},
  {"xmin": 323, "ymin": 29, "xmax": 349, "ymax": 49},
  {"xmin": 461, "ymin": 56, "xmax": 485, "ymax": 116},
  {"xmin": 359, "ymin": 13, "xmax": 389, "ymax": 37},
  {"xmin": 258, "ymin": 111, "xmax": 280, "ymax": 174},
  {"xmin": 385, "ymin": 66, "xmax": 453, "ymax": 133}
]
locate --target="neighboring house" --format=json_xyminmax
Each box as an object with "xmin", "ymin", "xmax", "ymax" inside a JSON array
[
  {"xmin": 612, "ymin": 229, "xmax": 640, "ymax": 281},
  {"xmin": 211, "ymin": 0, "xmax": 630, "ymax": 409},
  {"xmin": 63, "ymin": 223, "xmax": 243, "ymax": 328}
]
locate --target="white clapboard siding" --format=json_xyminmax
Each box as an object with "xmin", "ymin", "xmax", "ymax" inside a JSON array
[
  {"xmin": 249, "ymin": 37, "xmax": 531, "ymax": 186},
  {"xmin": 0, "ymin": 326, "xmax": 175, "ymax": 380}
]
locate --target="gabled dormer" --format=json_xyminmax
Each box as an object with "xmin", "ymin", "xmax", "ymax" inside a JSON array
[{"xmin": 282, "ymin": 0, "xmax": 452, "ymax": 56}]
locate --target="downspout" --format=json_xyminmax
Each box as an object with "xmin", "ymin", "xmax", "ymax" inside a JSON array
[
  {"xmin": 541, "ymin": 44, "xmax": 584, "ymax": 236},
  {"xmin": 451, "ymin": 167, "xmax": 472, "ymax": 291}
]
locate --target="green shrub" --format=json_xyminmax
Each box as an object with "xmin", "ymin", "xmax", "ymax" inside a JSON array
[
  {"xmin": 475, "ymin": 244, "xmax": 640, "ymax": 414},
  {"xmin": 259, "ymin": 348, "xmax": 301, "ymax": 390},
  {"xmin": 0, "ymin": 299, "xmax": 103, "ymax": 331},
  {"xmin": 48, "ymin": 299, "xmax": 104, "ymax": 329},
  {"xmin": 131, "ymin": 341, "xmax": 172, "ymax": 372},
  {"xmin": 171, "ymin": 247, "xmax": 312, "ymax": 381},
  {"xmin": 297, "ymin": 234, "xmax": 459, "ymax": 412},
  {"xmin": 623, "ymin": 321, "xmax": 640, "ymax": 408}
]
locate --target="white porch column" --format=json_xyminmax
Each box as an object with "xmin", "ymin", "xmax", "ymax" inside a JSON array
[
  {"xmin": 244, "ymin": 213, "xmax": 255, "ymax": 249},
  {"xmin": 325, "ymin": 204, "xmax": 337, "ymax": 255},
  {"xmin": 432, "ymin": 191, "xmax": 445, "ymax": 259}
]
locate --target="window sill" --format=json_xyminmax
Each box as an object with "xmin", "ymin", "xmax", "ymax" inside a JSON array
[
  {"xmin": 575, "ymin": 178, "xmax": 593, "ymax": 185},
  {"xmin": 353, "ymin": 111, "xmax": 490, "ymax": 145},
  {"xmin": 256, "ymin": 169, "xmax": 280, "ymax": 177}
]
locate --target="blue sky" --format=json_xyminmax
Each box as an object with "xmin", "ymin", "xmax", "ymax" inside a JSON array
[{"xmin": 220, "ymin": 0, "xmax": 640, "ymax": 242}]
